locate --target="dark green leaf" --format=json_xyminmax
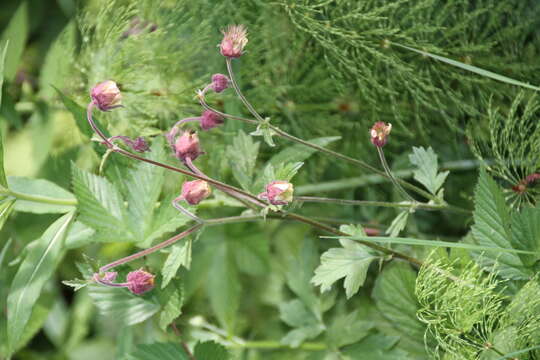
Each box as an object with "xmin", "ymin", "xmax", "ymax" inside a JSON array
[
  {"xmin": 125, "ymin": 342, "xmax": 190, "ymax": 360},
  {"xmin": 7, "ymin": 212, "xmax": 75, "ymax": 354},
  {"xmin": 193, "ymin": 341, "xmax": 229, "ymax": 360},
  {"xmin": 325, "ymin": 311, "xmax": 374, "ymax": 348},
  {"xmin": 279, "ymin": 299, "xmax": 324, "ymax": 348},
  {"xmin": 342, "ymin": 333, "xmax": 410, "ymax": 360},
  {"xmin": 0, "ymin": 2, "xmax": 28, "ymax": 82},
  {"xmin": 510, "ymin": 205, "xmax": 540, "ymax": 266},
  {"xmin": 8, "ymin": 176, "xmax": 76, "ymax": 214},
  {"xmin": 226, "ymin": 130, "xmax": 260, "ymax": 191},
  {"xmin": 161, "ymin": 241, "xmax": 191, "ymax": 289},
  {"xmin": 158, "ymin": 280, "xmax": 184, "ymax": 331}
]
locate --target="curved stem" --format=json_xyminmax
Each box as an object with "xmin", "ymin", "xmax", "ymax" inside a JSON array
[
  {"xmin": 172, "ymin": 197, "xmax": 204, "ymax": 223},
  {"xmin": 229, "ymin": 340, "xmax": 326, "ymax": 351},
  {"xmin": 198, "ymin": 95, "xmax": 258, "ymax": 125},
  {"xmin": 173, "ymin": 117, "xmax": 201, "ymax": 128},
  {"xmin": 377, "ymin": 146, "xmax": 416, "ymax": 202},
  {"xmin": 296, "ymin": 196, "xmax": 463, "ymax": 212},
  {"xmin": 226, "ymin": 58, "xmax": 265, "ymax": 123},
  {"xmin": 99, "ymin": 224, "xmax": 203, "ymax": 273}
]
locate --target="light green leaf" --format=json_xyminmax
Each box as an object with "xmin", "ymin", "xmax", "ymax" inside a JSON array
[
  {"xmin": 147, "ymin": 193, "xmax": 193, "ymax": 244},
  {"xmin": 0, "ymin": 119, "xmax": 8, "ymax": 189},
  {"xmin": 0, "ymin": 198, "xmax": 15, "ymax": 231},
  {"xmin": 125, "ymin": 342, "xmax": 190, "ymax": 360},
  {"xmin": 279, "ymin": 299, "xmax": 324, "ymax": 348},
  {"xmin": 158, "ymin": 280, "xmax": 184, "ymax": 331},
  {"xmin": 510, "ymin": 205, "xmax": 540, "ymax": 266},
  {"xmin": 286, "ymin": 238, "xmax": 320, "ymax": 315},
  {"xmin": 372, "ymin": 262, "xmax": 427, "ymax": 358},
  {"xmin": 161, "ymin": 241, "xmax": 191, "ymax": 289},
  {"xmin": 0, "ymin": 41, "xmax": 8, "ymax": 109},
  {"xmin": 7, "ymin": 176, "xmax": 76, "ymax": 213},
  {"xmin": 342, "ymin": 333, "xmax": 409, "ymax": 360},
  {"xmin": 274, "ymin": 162, "xmax": 304, "ymax": 182},
  {"xmin": 7, "ymin": 211, "xmax": 75, "ymax": 354},
  {"xmin": 226, "ymin": 130, "xmax": 260, "ymax": 191},
  {"xmin": 325, "ymin": 311, "xmax": 374, "ymax": 349},
  {"xmin": 88, "ymin": 284, "xmax": 159, "ymax": 326},
  {"xmin": 55, "ymin": 87, "xmax": 107, "ymax": 138},
  {"xmin": 72, "ymin": 164, "xmax": 134, "ymax": 242},
  {"xmin": 64, "ymin": 221, "xmax": 96, "ymax": 249},
  {"xmin": 386, "ymin": 210, "xmax": 409, "ymax": 238},
  {"xmin": 408, "ymin": 146, "xmax": 449, "ymax": 196},
  {"xmin": 193, "ymin": 341, "xmax": 229, "ymax": 360},
  {"xmin": 0, "ymin": 1, "xmax": 28, "ymax": 82}
]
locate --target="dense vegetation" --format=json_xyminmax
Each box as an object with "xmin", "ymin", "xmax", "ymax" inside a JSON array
[{"xmin": 0, "ymin": 0, "xmax": 539, "ymax": 359}]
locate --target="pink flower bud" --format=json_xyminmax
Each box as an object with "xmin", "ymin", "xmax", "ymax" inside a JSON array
[
  {"xmin": 200, "ymin": 110, "xmax": 224, "ymax": 131},
  {"xmin": 220, "ymin": 25, "xmax": 248, "ymax": 58},
  {"xmin": 181, "ymin": 180, "xmax": 212, "ymax": 205},
  {"xmin": 173, "ymin": 131, "xmax": 203, "ymax": 162},
  {"xmin": 258, "ymin": 181, "xmax": 294, "ymax": 205},
  {"xmin": 370, "ymin": 122, "xmax": 392, "ymax": 147},
  {"xmin": 102, "ymin": 272, "xmax": 118, "ymax": 282},
  {"xmin": 211, "ymin": 74, "xmax": 230, "ymax": 93},
  {"xmin": 126, "ymin": 269, "xmax": 155, "ymax": 295},
  {"xmin": 90, "ymin": 80, "xmax": 122, "ymax": 111}
]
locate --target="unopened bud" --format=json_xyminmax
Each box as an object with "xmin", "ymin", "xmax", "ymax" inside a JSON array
[
  {"xmin": 258, "ymin": 181, "xmax": 294, "ymax": 205},
  {"xmin": 370, "ymin": 122, "xmax": 392, "ymax": 147},
  {"xmin": 211, "ymin": 74, "xmax": 230, "ymax": 93},
  {"xmin": 126, "ymin": 269, "xmax": 155, "ymax": 295},
  {"xmin": 91, "ymin": 80, "xmax": 122, "ymax": 111},
  {"xmin": 200, "ymin": 110, "xmax": 224, "ymax": 131},
  {"xmin": 173, "ymin": 131, "xmax": 203, "ymax": 162},
  {"xmin": 220, "ymin": 25, "xmax": 248, "ymax": 58},
  {"xmin": 181, "ymin": 180, "xmax": 212, "ymax": 205}
]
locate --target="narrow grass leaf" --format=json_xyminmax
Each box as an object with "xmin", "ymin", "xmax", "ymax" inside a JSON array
[
  {"xmin": 8, "ymin": 176, "xmax": 76, "ymax": 214},
  {"xmin": 0, "ymin": 2, "xmax": 28, "ymax": 82}
]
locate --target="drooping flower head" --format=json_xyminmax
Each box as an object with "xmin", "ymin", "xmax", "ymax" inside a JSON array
[
  {"xmin": 370, "ymin": 122, "xmax": 392, "ymax": 147},
  {"xmin": 166, "ymin": 129, "xmax": 203, "ymax": 162},
  {"xmin": 220, "ymin": 25, "xmax": 248, "ymax": 58},
  {"xmin": 211, "ymin": 74, "xmax": 230, "ymax": 93},
  {"xmin": 258, "ymin": 181, "xmax": 294, "ymax": 205},
  {"xmin": 126, "ymin": 269, "xmax": 155, "ymax": 295},
  {"xmin": 91, "ymin": 80, "xmax": 122, "ymax": 111},
  {"xmin": 200, "ymin": 110, "xmax": 224, "ymax": 131},
  {"xmin": 181, "ymin": 180, "xmax": 212, "ymax": 205}
]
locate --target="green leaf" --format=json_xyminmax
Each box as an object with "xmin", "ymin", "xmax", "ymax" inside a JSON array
[
  {"xmin": 0, "ymin": 1, "xmax": 28, "ymax": 82},
  {"xmin": 7, "ymin": 176, "xmax": 76, "ymax": 213},
  {"xmin": 0, "ymin": 41, "xmax": 8, "ymax": 109},
  {"xmin": 0, "ymin": 198, "xmax": 15, "ymax": 231},
  {"xmin": 158, "ymin": 279, "xmax": 184, "ymax": 331},
  {"xmin": 408, "ymin": 146, "xmax": 449, "ymax": 196},
  {"xmin": 64, "ymin": 221, "xmax": 96, "ymax": 249},
  {"xmin": 393, "ymin": 42, "xmax": 540, "ymax": 92},
  {"xmin": 193, "ymin": 341, "xmax": 229, "ymax": 360},
  {"xmin": 7, "ymin": 211, "xmax": 75, "ymax": 354},
  {"xmin": 54, "ymin": 87, "xmax": 101, "ymax": 138},
  {"xmin": 279, "ymin": 299, "xmax": 324, "ymax": 348},
  {"xmin": 286, "ymin": 238, "xmax": 320, "ymax": 315},
  {"xmin": 325, "ymin": 310, "xmax": 374, "ymax": 349},
  {"xmin": 372, "ymin": 262, "xmax": 427, "ymax": 358},
  {"xmin": 385, "ymin": 210, "xmax": 409, "ymax": 238},
  {"xmin": 269, "ymin": 136, "xmax": 341, "ymax": 165},
  {"xmin": 125, "ymin": 342, "xmax": 190, "ymax": 360},
  {"xmin": 471, "ymin": 169, "xmax": 530, "ymax": 279},
  {"xmin": 161, "ymin": 241, "xmax": 191, "ymax": 289},
  {"xmin": 342, "ymin": 333, "xmax": 409, "ymax": 360},
  {"xmin": 313, "ymin": 225, "xmax": 379, "ymax": 298},
  {"xmin": 88, "ymin": 284, "xmax": 160, "ymax": 326},
  {"xmin": 510, "ymin": 205, "xmax": 540, "ymax": 267},
  {"xmin": 273, "ymin": 162, "xmax": 304, "ymax": 182},
  {"xmin": 226, "ymin": 130, "xmax": 260, "ymax": 191},
  {"xmin": 147, "ymin": 194, "xmax": 193, "ymax": 244},
  {"xmin": 71, "ymin": 164, "xmax": 134, "ymax": 242},
  {"xmin": 0, "ymin": 120, "xmax": 8, "ymax": 189}
]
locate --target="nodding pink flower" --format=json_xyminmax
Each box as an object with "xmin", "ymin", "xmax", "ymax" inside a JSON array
[
  {"xmin": 108, "ymin": 136, "xmax": 150, "ymax": 152},
  {"xmin": 258, "ymin": 181, "xmax": 294, "ymax": 205},
  {"xmin": 126, "ymin": 269, "xmax": 155, "ymax": 295},
  {"xmin": 200, "ymin": 110, "xmax": 224, "ymax": 131},
  {"xmin": 220, "ymin": 25, "xmax": 248, "ymax": 58},
  {"xmin": 181, "ymin": 180, "xmax": 212, "ymax": 205},
  {"xmin": 370, "ymin": 122, "xmax": 392, "ymax": 147},
  {"xmin": 211, "ymin": 74, "xmax": 230, "ymax": 93},
  {"xmin": 166, "ymin": 129, "xmax": 203, "ymax": 162},
  {"xmin": 90, "ymin": 80, "xmax": 122, "ymax": 111}
]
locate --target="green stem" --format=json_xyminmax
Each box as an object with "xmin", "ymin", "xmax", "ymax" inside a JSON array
[
  {"xmin": 377, "ymin": 146, "xmax": 416, "ymax": 202},
  {"xmin": 0, "ymin": 188, "xmax": 77, "ymax": 206},
  {"xmin": 226, "ymin": 58, "xmax": 265, "ymax": 123},
  {"xmin": 230, "ymin": 340, "xmax": 326, "ymax": 351}
]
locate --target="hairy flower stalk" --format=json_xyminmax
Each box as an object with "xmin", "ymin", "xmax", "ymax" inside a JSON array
[{"xmin": 107, "ymin": 135, "xmax": 150, "ymax": 152}]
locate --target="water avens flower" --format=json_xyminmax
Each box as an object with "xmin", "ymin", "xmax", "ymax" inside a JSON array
[
  {"xmin": 200, "ymin": 110, "xmax": 224, "ymax": 131},
  {"xmin": 258, "ymin": 181, "xmax": 294, "ymax": 205},
  {"xmin": 211, "ymin": 74, "xmax": 230, "ymax": 93},
  {"xmin": 181, "ymin": 180, "xmax": 212, "ymax": 205},
  {"xmin": 370, "ymin": 122, "xmax": 392, "ymax": 147},
  {"xmin": 166, "ymin": 129, "xmax": 203, "ymax": 162},
  {"xmin": 90, "ymin": 80, "xmax": 122, "ymax": 111},
  {"xmin": 220, "ymin": 25, "xmax": 248, "ymax": 58},
  {"xmin": 126, "ymin": 269, "xmax": 155, "ymax": 295}
]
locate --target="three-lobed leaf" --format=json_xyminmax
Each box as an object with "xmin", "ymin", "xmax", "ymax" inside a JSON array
[{"xmin": 408, "ymin": 146, "xmax": 448, "ymax": 196}]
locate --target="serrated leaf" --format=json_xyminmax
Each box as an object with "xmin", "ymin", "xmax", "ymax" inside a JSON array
[
  {"xmin": 342, "ymin": 333, "xmax": 409, "ymax": 360},
  {"xmin": 64, "ymin": 221, "xmax": 95, "ymax": 249},
  {"xmin": 161, "ymin": 241, "xmax": 192, "ymax": 289},
  {"xmin": 88, "ymin": 284, "xmax": 159, "ymax": 326},
  {"xmin": 125, "ymin": 342, "xmax": 190, "ymax": 360},
  {"xmin": 279, "ymin": 299, "xmax": 324, "ymax": 348},
  {"xmin": 193, "ymin": 341, "xmax": 229, "ymax": 360},
  {"xmin": 510, "ymin": 205, "xmax": 540, "ymax": 267},
  {"xmin": 72, "ymin": 164, "xmax": 134, "ymax": 242},
  {"xmin": 326, "ymin": 311, "xmax": 374, "ymax": 349},
  {"xmin": 273, "ymin": 162, "xmax": 304, "ymax": 182},
  {"xmin": 158, "ymin": 280, "xmax": 184, "ymax": 331},
  {"xmin": 7, "ymin": 211, "xmax": 74, "ymax": 354},
  {"xmin": 372, "ymin": 262, "xmax": 427, "ymax": 358},
  {"xmin": 226, "ymin": 130, "xmax": 259, "ymax": 191},
  {"xmin": 147, "ymin": 194, "xmax": 193, "ymax": 244},
  {"xmin": 7, "ymin": 176, "xmax": 76, "ymax": 214},
  {"xmin": 0, "ymin": 1, "xmax": 28, "ymax": 82},
  {"xmin": 386, "ymin": 210, "xmax": 409, "ymax": 238},
  {"xmin": 471, "ymin": 169, "xmax": 530, "ymax": 279},
  {"xmin": 408, "ymin": 146, "xmax": 449, "ymax": 196}
]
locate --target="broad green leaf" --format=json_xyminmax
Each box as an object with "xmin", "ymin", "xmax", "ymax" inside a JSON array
[
  {"xmin": 233, "ymin": 232, "xmax": 269, "ymax": 276},
  {"xmin": 269, "ymin": 136, "xmax": 341, "ymax": 165},
  {"xmin": 158, "ymin": 280, "xmax": 184, "ymax": 331},
  {"xmin": 193, "ymin": 341, "xmax": 229, "ymax": 360},
  {"xmin": 161, "ymin": 240, "xmax": 191, "ymax": 289},
  {"xmin": 147, "ymin": 194, "xmax": 193, "ymax": 244},
  {"xmin": 471, "ymin": 169, "xmax": 530, "ymax": 279},
  {"xmin": 325, "ymin": 311, "xmax": 374, "ymax": 349},
  {"xmin": 87, "ymin": 284, "xmax": 159, "ymax": 326},
  {"xmin": 0, "ymin": 41, "xmax": 8, "ymax": 109},
  {"xmin": 385, "ymin": 210, "xmax": 409, "ymax": 238},
  {"xmin": 279, "ymin": 299, "xmax": 324, "ymax": 348},
  {"xmin": 274, "ymin": 161, "xmax": 304, "ymax": 182},
  {"xmin": 64, "ymin": 221, "xmax": 96, "ymax": 249},
  {"xmin": 342, "ymin": 333, "xmax": 409, "ymax": 360},
  {"xmin": 72, "ymin": 164, "xmax": 134, "ymax": 242},
  {"xmin": 7, "ymin": 176, "xmax": 76, "ymax": 213},
  {"xmin": 393, "ymin": 42, "xmax": 540, "ymax": 92},
  {"xmin": 286, "ymin": 238, "xmax": 320, "ymax": 315},
  {"xmin": 55, "ymin": 87, "xmax": 106, "ymax": 138},
  {"xmin": 226, "ymin": 130, "xmax": 260, "ymax": 191},
  {"xmin": 7, "ymin": 211, "xmax": 75, "ymax": 354},
  {"xmin": 510, "ymin": 205, "xmax": 540, "ymax": 267},
  {"xmin": 408, "ymin": 146, "xmax": 448, "ymax": 196},
  {"xmin": 0, "ymin": 2, "xmax": 28, "ymax": 82},
  {"xmin": 125, "ymin": 342, "xmax": 190, "ymax": 360},
  {"xmin": 372, "ymin": 262, "xmax": 428, "ymax": 358}
]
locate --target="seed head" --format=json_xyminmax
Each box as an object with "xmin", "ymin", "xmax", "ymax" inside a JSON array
[
  {"xmin": 91, "ymin": 80, "xmax": 122, "ymax": 111},
  {"xmin": 181, "ymin": 180, "xmax": 212, "ymax": 205},
  {"xmin": 200, "ymin": 110, "xmax": 224, "ymax": 131},
  {"xmin": 220, "ymin": 25, "xmax": 248, "ymax": 58},
  {"xmin": 259, "ymin": 181, "xmax": 294, "ymax": 205},
  {"xmin": 126, "ymin": 269, "xmax": 155, "ymax": 295},
  {"xmin": 370, "ymin": 122, "xmax": 392, "ymax": 147}
]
